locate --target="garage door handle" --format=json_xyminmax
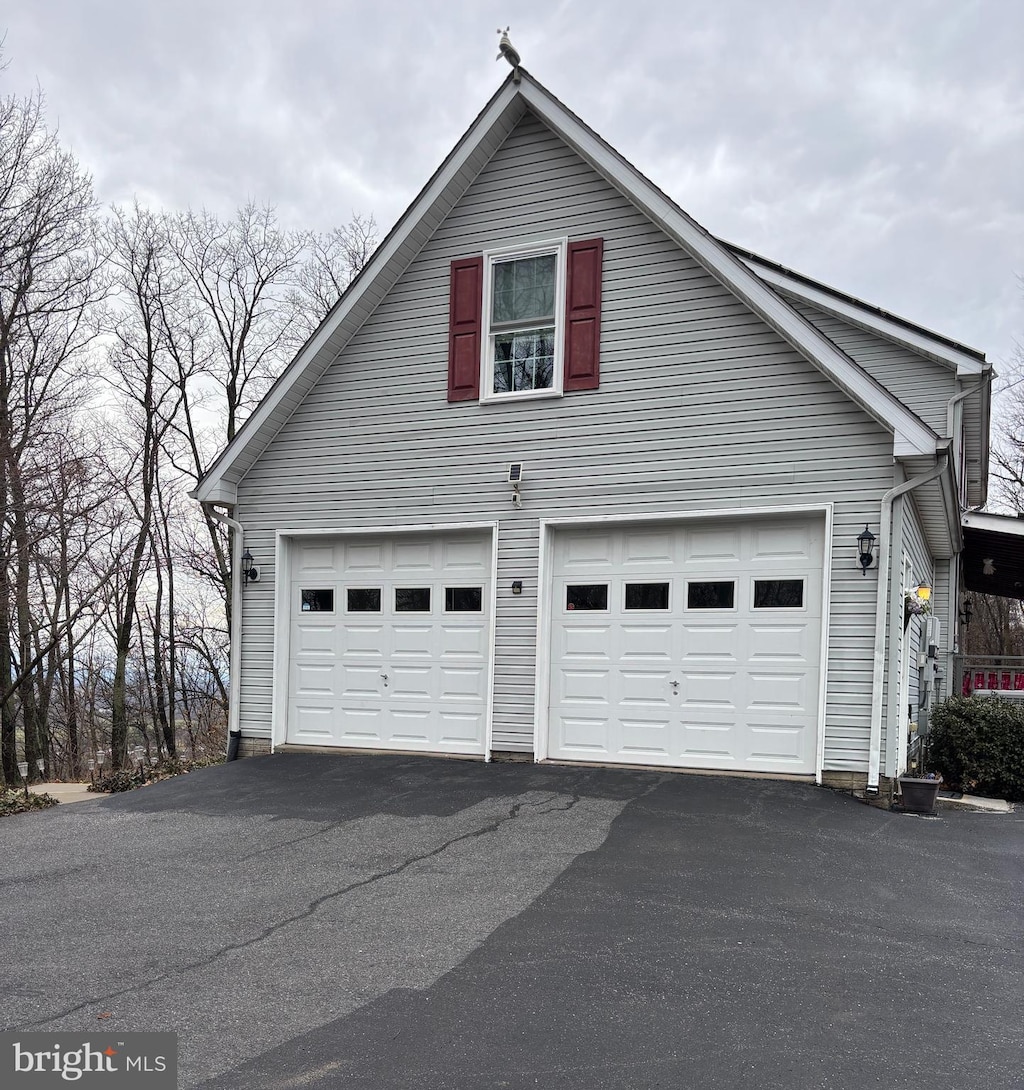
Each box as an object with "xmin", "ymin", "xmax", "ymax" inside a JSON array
[
  {"xmin": 381, "ymin": 673, "xmax": 389, "ymax": 685},
  {"xmin": 670, "ymin": 680, "xmax": 679, "ymax": 691}
]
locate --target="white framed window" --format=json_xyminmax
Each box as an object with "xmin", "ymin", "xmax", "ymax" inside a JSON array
[
  {"xmin": 300, "ymin": 588, "xmax": 335, "ymax": 613},
  {"xmin": 481, "ymin": 238, "xmax": 567, "ymax": 402},
  {"xmin": 685, "ymin": 580, "xmax": 737, "ymax": 611},
  {"xmin": 751, "ymin": 577, "xmax": 806, "ymax": 610},
  {"xmin": 624, "ymin": 582, "xmax": 671, "ymax": 611}
]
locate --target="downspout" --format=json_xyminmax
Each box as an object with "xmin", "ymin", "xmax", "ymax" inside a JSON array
[
  {"xmin": 205, "ymin": 503, "xmax": 244, "ymax": 762},
  {"xmin": 945, "ymin": 370, "xmax": 992, "ymax": 444},
  {"xmin": 944, "ymin": 371, "xmax": 991, "ymax": 665},
  {"xmin": 867, "ymin": 455, "xmax": 949, "ymax": 792}
]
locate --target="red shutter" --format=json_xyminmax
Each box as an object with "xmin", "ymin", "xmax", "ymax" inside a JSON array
[
  {"xmin": 563, "ymin": 238, "xmax": 603, "ymax": 391},
  {"xmin": 448, "ymin": 257, "xmax": 483, "ymax": 402}
]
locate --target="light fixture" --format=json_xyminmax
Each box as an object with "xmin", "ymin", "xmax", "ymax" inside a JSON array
[
  {"xmin": 960, "ymin": 597, "xmax": 973, "ymax": 627},
  {"xmin": 914, "ymin": 581, "xmax": 932, "ymax": 603},
  {"xmin": 511, "ymin": 580, "xmax": 523, "ymax": 595},
  {"xmin": 508, "ymin": 463, "xmax": 524, "ymax": 508},
  {"xmin": 857, "ymin": 525, "xmax": 876, "ymax": 576},
  {"xmin": 241, "ymin": 549, "xmax": 260, "ymax": 585}
]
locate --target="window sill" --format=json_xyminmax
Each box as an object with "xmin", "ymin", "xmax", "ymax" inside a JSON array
[{"xmin": 480, "ymin": 388, "xmax": 564, "ymax": 406}]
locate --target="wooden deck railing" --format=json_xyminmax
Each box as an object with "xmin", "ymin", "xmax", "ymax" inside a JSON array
[{"xmin": 955, "ymin": 655, "xmax": 1024, "ymax": 696}]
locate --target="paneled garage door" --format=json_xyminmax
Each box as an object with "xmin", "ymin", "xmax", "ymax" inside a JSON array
[
  {"xmin": 547, "ymin": 517, "xmax": 824, "ymax": 773},
  {"xmin": 287, "ymin": 532, "xmax": 492, "ymax": 754}
]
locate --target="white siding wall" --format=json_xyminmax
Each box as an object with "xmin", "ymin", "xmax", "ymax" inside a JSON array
[
  {"xmin": 235, "ymin": 112, "xmax": 899, "ymax": 771},
  {"xmin": 788, "ymin": 299, "xmax": 955, "ymax": 437},
  {"xmin": 934, "ymin": 557, "xmax": 954, "ymax": 699}
]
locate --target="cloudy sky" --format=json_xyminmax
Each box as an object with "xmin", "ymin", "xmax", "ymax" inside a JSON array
[{"xmin": 4, "ymin": 1, "xmax": 1022, "ymax": 374}]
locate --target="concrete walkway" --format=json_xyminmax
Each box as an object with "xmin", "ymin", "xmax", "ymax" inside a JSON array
[
  {"xmin": 28, "ymin": 781, "xmax": 104, "ymax": 804},
  {"xmin": 938, "ymin": 791, "xmax": 1015, "ymax": 813}
]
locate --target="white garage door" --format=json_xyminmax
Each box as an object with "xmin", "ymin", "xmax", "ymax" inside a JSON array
[
  {"xmin": 288, "ymin": 532, "xmax": 492, "ymax": 754},
  {"xmin": 548, "ymin": 517, "xmax": 824, "ymax": 774}
]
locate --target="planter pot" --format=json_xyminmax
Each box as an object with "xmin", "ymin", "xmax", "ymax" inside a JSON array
[{"xmin": 897, "ymin": 776, "xmax": 943, "ymax": 815}]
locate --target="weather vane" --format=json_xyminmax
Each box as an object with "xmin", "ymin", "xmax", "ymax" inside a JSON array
[{"xmin": 496, "ymin": 27, "xmax": 522, "ymax": 82}]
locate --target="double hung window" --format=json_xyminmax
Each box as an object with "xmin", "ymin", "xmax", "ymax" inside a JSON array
[
  {"xmin": 447, "ymin": 237, "xmax": 602, "ymax": 403},
  {"xmin": 483, "ymin": 241, "xmax": 566, "ymax": 400}
]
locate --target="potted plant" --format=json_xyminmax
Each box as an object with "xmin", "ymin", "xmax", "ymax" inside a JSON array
[
  {"xmin": 896, "ymin": 770, "xmax": 943, "ymax": 814},
  {"xmin": 903, "ymin": 589, "xmax": 931, "ymax": 627}
]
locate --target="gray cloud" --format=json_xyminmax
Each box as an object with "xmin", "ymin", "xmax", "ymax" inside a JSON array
[{"xmin": 4, "ymin": 0, "xmax": 1021, "ymax": 370}]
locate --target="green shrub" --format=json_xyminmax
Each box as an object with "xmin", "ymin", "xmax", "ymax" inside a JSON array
[
  {"xmin": 89, "ymin": 767, "xmax": 148, "ymax": 793},
  {"xmin": 0, "ymin": 789, "xmax": 59, "ymax": 816},
  {"xmin": 928, "ymin": 695, "xmax": 1024, "ymax": 801},
  {"xmin": 87, "ymin": 754, "xmax": 223, "ymax": 794}
]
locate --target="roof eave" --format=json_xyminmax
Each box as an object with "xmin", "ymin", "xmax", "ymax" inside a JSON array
[
  {"xmin": 899, "ymin": 445, "xmax": 962, "ymax": 558},
  {"xmin": 731, "ymin": 246, "xmax": 987, "ymax": 375}
]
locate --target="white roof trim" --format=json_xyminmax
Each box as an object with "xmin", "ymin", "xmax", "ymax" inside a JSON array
[
  {"xmin": 195, "ymin": 71, "xmax": 941, "ymax": 503},
  {"xmin": 736, "ymin": 253, "xmax": 987, "ymax": 377},
  {"xmin": 962, "ymin": 511, "xmax": 1024, "ymax": 537}
]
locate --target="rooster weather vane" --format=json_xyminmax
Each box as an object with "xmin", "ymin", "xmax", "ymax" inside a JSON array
[{"xmin": 496, "ymin": 27, "xmax": 522, "ymax": 82}]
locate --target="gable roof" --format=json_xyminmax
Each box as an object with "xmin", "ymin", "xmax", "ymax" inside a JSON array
[
  {"xmin": 726, "ymin": 244, "xmax": 988, "ymax": 378},
  {"xmin": 724, "ymin": 243, "xmax": 992, "ymax": 508},
  {"xmin": 193, "ymin": 69, "xmax": 945, "ymax": 506}
]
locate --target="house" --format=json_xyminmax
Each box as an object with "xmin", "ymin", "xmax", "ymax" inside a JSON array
[{"xmin": 193, "ymin": 68, "xmax": 994, "ymax": 798}]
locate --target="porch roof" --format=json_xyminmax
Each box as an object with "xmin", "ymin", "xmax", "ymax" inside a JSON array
[{"xmin": 961, "ymin": 511, "xmax": 1024, "ymax": 599}]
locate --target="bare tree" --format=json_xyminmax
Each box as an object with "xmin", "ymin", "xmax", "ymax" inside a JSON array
[
  {"xmin": 0, "ymin": 84, "xmax": 105, "ymax": 783},
  {"xmin": 104, "ymin": 203, "xmax": 183, "ymax": 769},
  {"xmin": 292, "ymin": 213, "xmax": 377, "ymax": 336}
]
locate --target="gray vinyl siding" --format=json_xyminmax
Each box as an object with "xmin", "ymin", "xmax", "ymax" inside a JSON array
[
  {"xmin": 235, "ymin": 111, "xmax": 899, "ymax": 771},
  {"xmin": 881, "ymin": 493, "xmax": 935, "ymax": 777},
  {"xmin": 789, "ymin": 299, "xmax": 955, "ymax": 437},
  {"xmin": 933, "ymin": 557, "xmax": 953, "ymax": 701}
]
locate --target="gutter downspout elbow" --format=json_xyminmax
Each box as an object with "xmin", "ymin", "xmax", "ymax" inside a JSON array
[
  {"xmin": 205, "ymin": 503, "xmax": 244, "ymax": 762},
  {"xmin": 945, "ymin": 369, "xmax": 992, "ymax": 441},
  {"xmin": 866, "ymin": 456, "xmax": 949, "ymax": 791}
]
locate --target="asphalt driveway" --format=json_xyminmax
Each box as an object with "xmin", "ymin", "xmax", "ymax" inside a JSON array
[{"xmin": 1, "ymin": 754, "xmax": 1021, "ymax": 1089}]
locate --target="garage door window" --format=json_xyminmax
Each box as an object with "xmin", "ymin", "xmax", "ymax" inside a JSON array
[
  {"xmin": 567, "ymin": 584, "xmax": 608, "ymax": 611},
  {"xmin": 624, "ymin": 582, "xmax": 670, "ymax": 610},
  {"xmin": 445, "ymin": 587, "xmax": 483, "ymax": 612},
  {"xmin": 300, "ymin": 589, "xmax": 334, "ymax": 612},
  {"xmin": 396, "ymin": 587, "xmax": 431, "ymax": 612},
  {"xmin": 753, "ymin": 579, "xmax": 805, "ymax": 609},
  {"xmin": 686, "ymin": 581, "xmax": 735, "ymax": 610},
  {"xmin": 347, "ymin": 588, "xmax": 382, "ymax": 612}
]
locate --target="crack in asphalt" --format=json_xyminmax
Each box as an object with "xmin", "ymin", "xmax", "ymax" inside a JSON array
[
  {"xmin": 232, "ymin": 787, "xmax": 473, "ymax": 863},
  {"xmin": 0, "ymin": 863, "xmax": 96, "ymax": 889},
  {"xmin": 234, "ymin": 816, "xmax": 355, "ymax": 862},
  {"xmin": 13, "ymin": 792, "xmax": 564, "ymax": 1030}
]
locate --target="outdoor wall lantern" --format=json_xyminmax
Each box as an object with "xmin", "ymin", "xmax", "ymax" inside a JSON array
[
  {"xmin": 960, "ymin": 597, "xmax": 973, "ymax": 627},
  {"xmin": 857, "ymin": 525, "xmax": 876, "ymax": 575},
  {"xmin": 511, "ymin": 580, "xmax": 523, "ymax": 595},
  {"xmin": 241, "ymin": 549, "xmax": 261, "ymax": 585},
  {"xmin": 914, "ymin": 581, "xmax": 932, "ymax": 603}
]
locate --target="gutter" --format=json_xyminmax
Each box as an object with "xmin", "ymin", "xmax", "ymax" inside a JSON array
[
  {"xmin": 946, "ymin": 368, "xmax": 994, "ymax": 508},
  {"xmin": 866, "ymin": 455, "xmax": 950, "ymax": 791},
  {"xmin": 204, "ymin": 503, "xmax": 244, "ymax": 762}
]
